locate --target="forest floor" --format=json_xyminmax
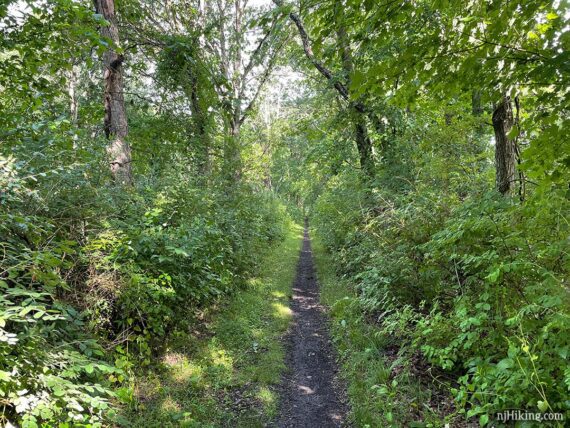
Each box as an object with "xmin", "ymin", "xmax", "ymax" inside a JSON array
[
  {"xmin": 124, "ymin": 223, "xmax": 302, "ymax": 427},
  {"xmin": 277, "ymin": 224, "xmax": 348, "ymax": 427},
  {"xmin": 122, "ymin": 222, "xmax": 351, "ymax": 427}
]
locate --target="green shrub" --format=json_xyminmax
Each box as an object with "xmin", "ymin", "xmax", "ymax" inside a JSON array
[
  {"xmin": 0, "ymin": 156, "xmax": 288, "ymax": 426},
  {"xmin": 313, "ymin": 167, "xmax": 569, "ymax": 424}
]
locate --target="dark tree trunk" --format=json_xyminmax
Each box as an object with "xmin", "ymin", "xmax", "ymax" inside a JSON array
[
  {"xmin": 276, "ymin": 0, "xmax": 375, "ymax": 178},
  {"xmin": 334, "ymin": 1, "xmax": 374, "ymax": 178},
  {"xmin": 352, "ymin": 105, "xmax": 375, "ymax": 177},
  {"xmin": 189, "ymin": 74, "xmax": 210, "ymax": 175},
  {"xmin": 223, "ymin": 118, "xmax": 242, "ymax": 182},
  {"xmin": 472, "ymin": 90, "xmax": 483, "ymax": 116},
  {"xmin": 95, "ymin": 0, "xmax": 133, "ymax": 185},
  {"xmin": 492, "ymin": 96, "xmax": 516, "ymax": 195}
]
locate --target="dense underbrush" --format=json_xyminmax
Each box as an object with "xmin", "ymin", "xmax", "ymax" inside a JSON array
[
  {"xmin": 0, "ymin": 156, "xmax": 287, "ymax": 427},
  {"xmin": 313, "ymin": 170, "xmax": 569, "ymax": 425}
]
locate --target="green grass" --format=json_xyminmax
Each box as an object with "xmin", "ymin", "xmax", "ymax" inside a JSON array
[
  {"xmin": 312, "ymin": 237, "xmax": 455, "ymax": 428},
  {"xmin": 123, "ymin": 222, "xmax": 302, "ymax": 427}
]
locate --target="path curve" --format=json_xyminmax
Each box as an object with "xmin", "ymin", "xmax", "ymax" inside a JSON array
[{"xmin": 276, "ymin": 223, "xmax": 347, "ymax": 427}]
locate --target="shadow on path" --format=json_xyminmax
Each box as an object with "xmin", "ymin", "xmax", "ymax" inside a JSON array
[{"xmin": 277, "ymin": 222, "xmax": 347, "ymax": 427}]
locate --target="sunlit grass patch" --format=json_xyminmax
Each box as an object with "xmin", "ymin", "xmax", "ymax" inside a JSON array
[
  {"xmin": 160, "ymin": 396, "xmax": 181, "ymax": 413},
  {"xmin": 272, "ymin": 301, "xmax": 293, "ymax": 319},
  {"xmin": 272, "ymin": 290, "xmax": 286, "ymax": 298},
  {"xmin": 164, "ymin": 356, "xmax": 203, "ymax": 385},
  {"xmin": 124, "ymin": 221, "xmax": 302, "ymax": 426}
]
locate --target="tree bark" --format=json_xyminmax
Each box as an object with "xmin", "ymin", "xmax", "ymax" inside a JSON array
[
  {"xmin": 472, "ymin": 90, "xmax": 483, "ymax": 116},
  {"xmin": 189, "ymin": 73, "xmax": 210, "ymax": 175},
  {"xmin": 353, "ymin": 110, "xmax": 375, "ymax": 177},
  {"xmin": 492, "ymin": 96, "xmax": 516, "ymax": 195},
  {"xmin": 223, "ymin": 117, "xmax": 242, "ymax": 182},
  {"xmin": 95, "ymin": 0, "xmax": 133, "ymax": 185},
  {"xmin": 68, "ymin": 65, "xmax": 79, "ymax": 124},
  {"xmin": 276, "ymin": 0, "xmax": 375, "ymax": 177},
  {"xmin": 334, "ymin": 1, "xmax": 375, "ymax": 178}
]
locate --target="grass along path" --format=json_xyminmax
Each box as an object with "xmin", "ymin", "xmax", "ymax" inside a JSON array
[
  {"xmin": 125, "ymin": 222, "xmax": 302, "ymax": 427},
  {"xmin": 277, "ymin": 223, "xmax": 347, "ymax": 427},
  {"xmin": 312, "ymin": 237, "xmax": 461, "ymax": 427}
]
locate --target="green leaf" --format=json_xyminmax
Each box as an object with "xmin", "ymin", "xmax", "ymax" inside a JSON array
[
  {"xmin": 0, "ymin": 370, "xmax": 11, "ymax": 381},
  {"xmin": 496, "ymin": 358, "xmax": 513, "ymax": 371}
]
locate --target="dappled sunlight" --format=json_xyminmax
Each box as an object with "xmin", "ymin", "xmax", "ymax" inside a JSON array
[
  {"xmin": 272, "ymin": 302, "xmax": 293, "ymax": 319},
  {"xmin": 256, "ymin": 387, "xmax": 275, "ymax": 406},
  {"xmin": 208, "ymin": 346, "xmax": 234, "ymax": 372},
  {"xmin": 160, "ymin": 396, "xmax": 182, "ymax": 413},
  {"xmin": 162, "ymin": 351, "xmax": 187, "ymax": 367},
  {"xmin": 271, "ymin": 290, "xmax": 286, "ymax": 298},
  {"xmin": 168, "ymin": 362, "xmax": 203, "ymax": 385},
  {"xmin": 297, "ymin": 384, "xmax": 315, "ymax": 395},
  {"xmin": 246, "ymin": 277, "xmax": 263, "ymax": 288}
]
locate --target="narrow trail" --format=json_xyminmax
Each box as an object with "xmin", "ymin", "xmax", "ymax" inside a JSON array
[{"xmin": 277, "ymin": 223, "xmax": 347, "ymax": 427}]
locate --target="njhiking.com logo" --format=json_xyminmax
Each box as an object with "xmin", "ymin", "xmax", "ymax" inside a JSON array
[
  {"xmin": 443, "ymin": 410, "xmax": 565, "ymax": 427},
  {"xmin": 496, "ymin": 410, "xmax": 564, "ymax": 423}
]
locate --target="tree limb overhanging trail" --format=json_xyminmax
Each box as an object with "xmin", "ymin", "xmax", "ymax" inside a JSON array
[
  {"xmin": 272, "ymin": 0, "xmax": 375, "ymax": 177},
  {"xmin": 272, "ymin": 0, "xmax": 351, "ymax": 103},
  {"xmin": 277, "ymin": 223, "xmax": 347, "ymax": 427}
]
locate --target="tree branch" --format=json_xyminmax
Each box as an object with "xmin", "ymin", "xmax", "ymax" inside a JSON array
[
  {"xmin": 272, "ymin": 0, "xmax": 349, "ymax": 100},
  {"xmin": 239, "ymin": 39, "xmax": 285, "ymax": 124}
]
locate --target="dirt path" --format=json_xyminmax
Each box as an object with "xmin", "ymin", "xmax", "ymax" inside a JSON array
[{"xmin": 276, "ymin": 224, "xmax": 347, "ymax": 427}]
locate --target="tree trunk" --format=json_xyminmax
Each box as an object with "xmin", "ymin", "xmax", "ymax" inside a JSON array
[
  {"xmin": 95, "ymin": 0, "xmax": 133, "ymax": 185},
  {"xmin": 189, "ymin": 74, "xmax": 210, "ymax": 175},
  {"xmin": 334, "ymin": 1, "xmax": 375, "ymax": 178},
  {"xmin": 352, "ymin": 105, "xmax": 375, "ymax": 177},
  {"xmin": 223, "ymin": 118, "xmax": 242, "ymax": 182},
  {"xmin": 472, "ymin": 90, "xmax": 483, "ymax": 116},
  {"xmin": 492, "ymin": 96, "xmax": 516, "ymax": 195},
  {"xmin": 68, "ymin": 65, "xmax": 79, "ymax": 124},
  {"xmin": 275, "ymin": 0, "xmax": 375, "ymax": 177}
]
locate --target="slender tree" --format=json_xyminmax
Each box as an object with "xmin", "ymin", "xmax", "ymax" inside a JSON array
[
  {"xmin": 492, "ymin": 95, "xmax": 517, "ymax": 195},
  {"xmin": 210, "ymin": 0, "xmax": 286, "ymax": 181},
  {"xmin": 95, "ymin": 0, "xmax": 133, "ymax": 185},
  {"xmin": 273, "ymin": 0, "xmax": 375, "ymax": 178}
]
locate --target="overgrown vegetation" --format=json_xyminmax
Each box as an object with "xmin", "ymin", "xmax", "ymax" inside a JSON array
[
  {"xmin": 1, "ymin": 0, "xmax": 568, "ymax": 426},
  {"xmin": 1, "ymin": 1, "xmax": 288, "ymax": 426},
  {"xmin": 280, "ymin": 0, "xmax": 569, "ymax": 424},
  {"xmin": 124, "ymin": 222, "xmax": 300, "ymax": 427}
]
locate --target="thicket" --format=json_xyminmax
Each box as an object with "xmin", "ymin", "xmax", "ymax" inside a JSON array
[
  {"xmin": 0, "ymin": 1, "xmax": 287, "ymax": 426},
  {"xmin": 310, "ymin": 18, "xmax": 568, "ymax": 426},
  {"xmin": 313, "ymin": 137, "xmax": 569, "ymax": 424},
  {"xmin": 267, "ymin": 0, "xmax": 569, "ymax": 423}
]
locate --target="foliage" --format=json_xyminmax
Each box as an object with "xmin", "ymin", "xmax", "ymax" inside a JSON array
[
  {"xmin": 0, "ymin": 1, "xmax": 288, "ymax": 426},
  {"xmin": 309, "ymin": 122, "xmax": 569, "ymax": 424},
  {"xmin": 125, "ymin": 222, "xmax": 301, "ymax": 427},
  {"xmin": 1, "ymin": 0, "xmax": 568, "ymax": 426},
  {"xmin": 266, "ymin": 0, "xmax": 569, "ymax": 425},
  {"xmin": 314, "ymin": 238, "xmax": 459, "ymax": 427},
  {"xmin": 1, "ymin": 152, "xmax": 287, "ymax": 426}
]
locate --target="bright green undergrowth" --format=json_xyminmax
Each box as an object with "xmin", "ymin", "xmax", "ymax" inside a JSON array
[
  {"xmin": 1, "ymin": 155, "xmax": 290, "ymax": 427},
  {"xmin": 311, "ymin": 167, "xmax": 569, "ymax": 427},
  {"xmin": 123, "ymin": 222, "xmax": 301, "ymax": 427},
  {"xmin": 314, "ymin": 238, "xmax": 455, "ymax": 428}
]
